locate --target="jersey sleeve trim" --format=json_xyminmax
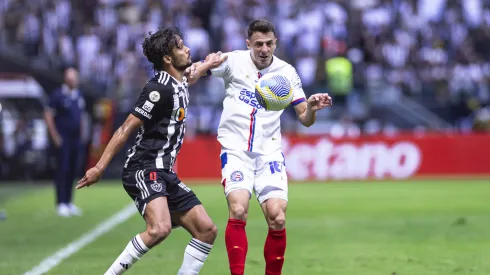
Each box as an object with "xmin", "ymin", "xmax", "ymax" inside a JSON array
[
  {"xmin": 291, "ymin": 98, "xmax": 306, "ymax": 106},
  {"xmin": 130, "ymin": 107, "xmax": 152, "ymax": 121}
]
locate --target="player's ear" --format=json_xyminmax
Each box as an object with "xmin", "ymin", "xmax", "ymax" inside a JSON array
[
  {"xmin": 246, "ymin": 39, "xmax": 251, "ymax": 50},
  {"xmin": 163, "ymin": 55, "xmax": 172, "ymax": 66}
]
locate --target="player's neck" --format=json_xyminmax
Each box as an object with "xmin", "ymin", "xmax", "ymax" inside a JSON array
[{"xmin": 163, "ymin": 67, "xmax": 185, "ymax": 83}]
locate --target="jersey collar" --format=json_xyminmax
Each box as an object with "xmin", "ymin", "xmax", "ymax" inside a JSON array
[
  {"xmin": 158, "ymin": 71, "xmax": 187, "ymax": 86},
  {"xmin": 61, "ymin": 84, "xmax": 79, "ymax": 99}
]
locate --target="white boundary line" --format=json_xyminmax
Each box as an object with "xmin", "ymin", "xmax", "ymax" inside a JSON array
[{"xmin": 24, "ymin": 204, "xmax": 137, "ymax": 275}]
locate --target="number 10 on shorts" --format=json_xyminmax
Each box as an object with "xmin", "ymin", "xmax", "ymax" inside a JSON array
[{"xmin": 269, "ymin": 161, "xmax": 283, "ymax": 174}]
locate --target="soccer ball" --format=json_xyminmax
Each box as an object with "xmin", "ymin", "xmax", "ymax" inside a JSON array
[{"xmin": 254, "ymin": 73, "xmax": 293, "ymax": 111}]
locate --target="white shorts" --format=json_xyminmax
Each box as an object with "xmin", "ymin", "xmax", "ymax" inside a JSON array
[{"xmin": 220, "ymin": 148, "xmax": 288, "ymax": 204}]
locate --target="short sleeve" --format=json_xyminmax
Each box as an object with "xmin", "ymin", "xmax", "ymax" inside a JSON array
[
  {"xmin": 44, "ymin": 91, "xmax": 60, "ymax": 114},
  {"xmin": 289, "ymin": 68, "xmax": 306, "ymax": 106},
  {"xmin": 210, "ymin": 52, "xmax": 231, "ymax": 78},
  {"xmin": 49, "ymin": 91, "xmax": 59, "ymax": 109},
  {"xmin": 130, "ymin": 82, "xmax": 172, "ymax": 122}
]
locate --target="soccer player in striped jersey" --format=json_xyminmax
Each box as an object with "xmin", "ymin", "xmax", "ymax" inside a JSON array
[
  {"xmin": 76, "ymin": 27, "xmax": 226, "ymax": 275},
  {"xmin": 189, "ymin": 20, "xmax": 333, "ymax": 275}
]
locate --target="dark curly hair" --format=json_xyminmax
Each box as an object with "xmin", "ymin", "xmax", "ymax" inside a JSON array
[{"xmin": 142, "ymin": 27, "xmax": 183, "ymax": 71}]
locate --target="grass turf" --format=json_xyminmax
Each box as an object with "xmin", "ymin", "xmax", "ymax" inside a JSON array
[{"xmin": 1, "ymin": 180, "xmax": 489, "ymax": 275}]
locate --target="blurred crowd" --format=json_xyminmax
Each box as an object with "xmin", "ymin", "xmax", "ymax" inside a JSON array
[{"xmin": 1, "ymin": 0, "xmax": 490, "ymax": 134}]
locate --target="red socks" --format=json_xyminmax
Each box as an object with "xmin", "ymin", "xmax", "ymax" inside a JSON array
[
  {"xmin": 226, "ymin": 219, "xmax": 287, "ymax": 275},
  {"xmin": 264, "ymin": 228, "xmax": 287, "ymax": 275},
  {"xmin": 225, "ymin": 219, "xmax": 248, "ymax": 275}
]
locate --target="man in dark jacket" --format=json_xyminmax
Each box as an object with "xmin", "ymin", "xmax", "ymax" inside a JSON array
[{"xmin": 44, "ymin": 67, "xmax": 84, "ymax": 217}]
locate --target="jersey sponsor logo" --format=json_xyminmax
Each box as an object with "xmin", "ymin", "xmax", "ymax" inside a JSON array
[
  {"xmin": 172, "ymin": 107, "xmax": 186, "ymax": 122},
  {"xmin": 142, "ymin": 100, "xmax": 154, "ymax": 112},
  {"xmin": 239, "ymin": 89, "xmax": 263, "ymax": 109},
  {"xmin": 149, "ymin": 91, "xmax": 161, "ymax": 102},
  {"xmin": 230, "ymin": 171, "xmax": 244, "ymax": 182},
  {"xmin": 134, "ymin": 107, "xmax": 152, "ymax": 119}
]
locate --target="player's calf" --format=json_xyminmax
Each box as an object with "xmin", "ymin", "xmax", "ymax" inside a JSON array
[
  {"xmin": 104, "ymin": 197, "xmax": 172, "ymax": 274},
  {"xmin": 174, "ymin": 205, "xmax": 218, "ymax": 275},
  {"xmin": 104, "ymin": 233, "xmax": 150, "ymax": 275},
  {"xmin": 261, "ymin": 198, "xmax": 288, "ymax": 275},
  {"xmin": 179, "ymin": 220, "xmax": 217, "ymax": 274},
  {"xmin": 225, "ymin": 190, "xmax": 251, "ymax": 275}
]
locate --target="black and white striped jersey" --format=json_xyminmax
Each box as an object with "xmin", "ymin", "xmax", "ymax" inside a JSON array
[{"xmin": 124, "ymin": 71, "xmax": 189, "ymax": 172}]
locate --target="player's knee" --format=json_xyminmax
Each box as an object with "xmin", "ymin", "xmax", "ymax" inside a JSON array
[
  {"xmin": 229, "ymin": 203, "xmax": 248, "ymax": 221},
  {"xmin": 267, "ymin": 211, "xmax": 286, "ymax": 230},
  {"xmin": 193, "ymin": 222, "xmax": 218, "ymax": 244},
  {"xmin": 205, "ymin": 223, "xmax": 219, "ymax": 243},
  {"xmin": 147, "ymin": 222, "xmax": 172, "ymax": 243},
  {"xmin": 209, "ymin": 223, "xmax": 218, "ymax": 238}
]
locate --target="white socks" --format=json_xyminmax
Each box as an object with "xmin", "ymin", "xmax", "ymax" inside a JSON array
[
  {"xmin": 177, "ymin": 238, "xmax": 213, "ymax": 275},
  {"xmin": 104, "ymin": 234, "xmax": 149, "ymax": 275},
  {"xmin": 104, "ymin": 235, "xmax": 213, "ymax": 275}
]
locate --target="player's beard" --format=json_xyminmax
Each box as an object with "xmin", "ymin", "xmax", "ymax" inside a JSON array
[{"xmin": 173, "ymin": 58, "xmax": 192, "ymax": 72}]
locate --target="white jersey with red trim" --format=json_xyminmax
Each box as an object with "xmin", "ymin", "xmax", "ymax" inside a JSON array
[{"xmin": 211, "ymin": 50, "xmax": 306, "ymax": 155}]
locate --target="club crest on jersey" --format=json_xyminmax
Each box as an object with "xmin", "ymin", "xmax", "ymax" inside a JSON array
[
  {"xmin": 230, "ymin": 171, "xmax": 244, "ymax": 182},
  {"xmin": 150, "ymin": 182, "xmax": 163, "ymax": 192},
  {"xmin": 149, "ymin": 91, "xmax": 160, "ymax": 102}
]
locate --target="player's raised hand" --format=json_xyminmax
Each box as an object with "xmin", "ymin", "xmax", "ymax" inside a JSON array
[
  {"xmin": 205, "ymin": 51, "xmax": 228, "ymax": 69},
  {"xmin": 185, "ymin": 63, "xmax": 198, "ymax": 79},
  {"xmin": 307, "ymin": 93, "xmax": 333, "ymax": 111},
  {"xmin": 76, "ymin": 167, "xmax": 103, "ymax": 189}
]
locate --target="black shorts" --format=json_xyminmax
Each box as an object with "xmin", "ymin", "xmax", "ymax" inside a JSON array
[{"xmin": 122, "ymin": 169, "xmax": 201, "ymax": 218}]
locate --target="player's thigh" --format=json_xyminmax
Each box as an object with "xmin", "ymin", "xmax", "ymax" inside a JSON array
[
  {"xmin": 144, "ymin": 196, "xmax": 172, "ymax": 231},
  {"xmin": 220, "ymin": 149, "xmax": 254, "ymax": 199},
  {"xmin": 254, "ymin": 152, "xmax": 288, "ymax": 204},
  {"xmin": 122, "ymin": 169, "xmax": 172, "ymax": 225},
  {"xmin": 170, "ymin": 204, "xmax": 217, "ymax": 242},
  {"xmin": 162, "ymin": 172, "xmax": 207, "ymax": 229}
]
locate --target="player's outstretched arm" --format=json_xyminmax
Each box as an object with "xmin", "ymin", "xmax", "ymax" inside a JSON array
[
  {"xmin": 185, "ymin": 52, "xmax": 227, "ymax": 86},
  {"xmin": 294, "ymin": 93, "xmax": 333, "ymax": 127},
  {"xmin": 76, "ymin": 114, "xmax": 143, "ymax": 189}
]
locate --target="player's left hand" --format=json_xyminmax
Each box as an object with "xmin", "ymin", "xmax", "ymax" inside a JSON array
[
  {"xmin": 185, "ymin": 63, "xmax": 198, "ymax": 79},
  {"xmin": 307, "ymin": 93, "xmax": 333, "ymax": 112},
  {"xmin": 205, "ymin": 51, "xmax": 228, "ymax": 69},
  {"xmin": 76, "ymin": 167, "xmax": 103, "ymax": 189}
]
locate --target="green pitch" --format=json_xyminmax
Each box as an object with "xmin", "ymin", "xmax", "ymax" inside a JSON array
[{"xmin": 1, "ymin": 180, "xmax": 490, "ymax": 275}]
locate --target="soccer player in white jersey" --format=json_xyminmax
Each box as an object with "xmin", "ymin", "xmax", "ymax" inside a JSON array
[{"xmin": 192, "ymin": 19, "xmax": 332, "ymax": 275}]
